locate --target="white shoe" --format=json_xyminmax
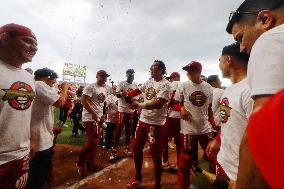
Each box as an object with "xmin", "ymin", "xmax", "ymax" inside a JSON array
[
  {"xmin": 162, "ymin": 161, "xmax": 171, "ymax": 170},
  {"xmin": 109, "ymin": 153, "xmax": 117, "ymax": 161},
  {"xmin": 109, "ymin": 148, "xmax": 117, "ymax": 161},
  {"xmin": 124, "ymin": 147, "xmax": 132, "ymax": 156}
]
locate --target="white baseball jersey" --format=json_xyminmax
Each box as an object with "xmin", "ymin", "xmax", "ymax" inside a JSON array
[
  {"xmin": 0, "ymin": 60, "xmax": 35, "ymax": 165},
  {"xmin": 106, "ymin": 94, "xmax": 118, "ymax": 123},
  {"xmin": 116, "ymin": 80, "xmax": 138, "ymax": 113},
  {"xmin": 217, "ymin": 79, "xmax": 253, "ymax": 180},
  {"xmin": 212, "ymin": 87, "xmax": 224, "ymax": 127},
  {"xmin": 82, "ymin": 83, "xmax": 108, "ymax": 122},
  {"xmin": 175, "ymin": 80, "xmax": 213, "ymax": 135},
  {"xmin": 248, "ymin": 23, "xmax": 284, "ymax": 97},
  {"xmin": 139, "ymin": 78, "xmax": 170, "ymax": 126},
  {"xmin": 168, "ymin": 81, "xmax": 181, "ymax": 119},
  {"xmin": 30, "ymin": 81, "xmax": 60, "ymax": 152}
]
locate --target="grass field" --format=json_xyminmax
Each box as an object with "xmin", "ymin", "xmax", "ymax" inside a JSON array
[
  {"xmin": 53, "ymin": 108, "xmax": 86, "ymax": 146},
  {"xmin": 53, "ymin": 108, "xmax": 126, "ymax": 146}
]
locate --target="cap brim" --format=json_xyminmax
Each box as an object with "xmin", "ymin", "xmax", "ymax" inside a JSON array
[{"xmin": 182, "ymin": 66, "xmax": 189, "ymax": 71}]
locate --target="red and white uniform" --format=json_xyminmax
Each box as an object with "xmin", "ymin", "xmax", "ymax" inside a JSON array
[
  {"xmin": 139, "ymin": 78, "xmax": 170, "ymax": 125},
  {"xmin": 167, "ymin": 81, "xmax": 181, "ymax": 119},
  {"xmin": 212, "ymin": 87, "xmax": 224, "ymax": 128},
  {"xmin": 132, "ymin": 77, "xmax": 170, "ymax": 188},
  {"xmin": 0, "ymin": 60, "xmax": 35, "ymax": 189},
  {"xmin": 116, "ymin": 81, "xmax": 138, "ymax": 113},
  {"xmin": 106, "ymin": 94, "xmax": 118, "ymax": 123},
  {"xmin": 82, "ymin": 83, "xmax": 107, "ymax": 122},
  {"xmin": 78, "ymin": 83, "xmax": 108, "ymax": 170},
  {"xmin": 176, "ymin": 80, "xmax": 213, "ymax": 135},
  {"xmin": 162, "ymin": 81, "xmax": 181, "ymax": 164},
  {"xmin": 217, "ymin": 79, "xmax": 253, "ymax": 180},
  {"xmin": 114, "ymin": 81, "xmax": 138, "ymax": 148},
  {"xmin": 174, "ymin": 80, "xmax": 213, "ymax": 189}
]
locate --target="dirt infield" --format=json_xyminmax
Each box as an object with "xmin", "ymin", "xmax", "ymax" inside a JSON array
[{"xmin": 44, "ymin": 143, "xmax": 209, "ymax": 189}]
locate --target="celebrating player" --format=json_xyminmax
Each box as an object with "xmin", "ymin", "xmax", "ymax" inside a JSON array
[
  {"xmin": 126, "ymin": 60, "xmax": 170, "ymax": 189},
  {"xmin": 77, "ymin": 70, "xmax": 109, "ymax": 178}
]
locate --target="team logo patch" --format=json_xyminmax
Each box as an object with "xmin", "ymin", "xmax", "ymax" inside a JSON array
[
  {"xmin": 145, "ymin": 87, "xmax": 156, "ymax": 100},
  {"xmin": 188, "ymin": 91, "xmax": 207, "ymax": 107},
  {"xmin": 2, "ymin": 81, "xmax": 35, "ymax": 110},
  {"xmin": 97, "ymin": 93, "xmax": 106, "ymax": 103},
  {"xmin": 220, "ymin": 97, "xmax": 232, "ymax": 123}
]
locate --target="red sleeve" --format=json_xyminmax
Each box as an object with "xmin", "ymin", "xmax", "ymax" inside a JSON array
[
  {"xmin": 127, "ymin": 89, "xmax": 142, "ymax": 97},
  {"xmin": 167, "ymin": 90, "xmax": 181, "ymax": 111},
  {"xmin": 247, "ymin": 89, "xmax": 284, "ymax": 189},
  {"xmin": 209, "ymin": 115, "xmax": 216, "ymax": 128},
  {"xmin": 171, "ymin": 103, "xmax": 181, "ymax": 111},
  {"xmin": 215, "ymin": 131, "xmax": 221, "ymax": 143},
  {"xmin": 53, "ymin": 128, "xmax": 62, "ymax": 135}
]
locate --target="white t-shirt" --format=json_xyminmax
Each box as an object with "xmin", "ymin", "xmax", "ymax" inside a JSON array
[
  {"xmin": 135, "ymin": 93, "xmax": 145, "ymax": 114},
  {"xmin": 116, "ymin": 80, "xmax": 138, "ymax": 113},
  {"xmin": 106, "ymin": 94, "xmax": 118, "ymax": 123},
  {"xmin": 30, "ymin": 81, "xmax": 60, "ymax": 152},
  {"xmin": 175, "ymin": 80, "xmax": 213, "ymax": 135},
  {"xmin": 217, "ymin": 79, "xmax": 253, "ymax": 180},
  {"xmin": 168, "ymin": 81, "xmax": 181, "ymax": 119},
  {"xmin": 0, "ymin": 60, "xmax": 35, "ymax": 165},
  {"xmin": 139, "ymin": 78, "xmax": 170, "ymax": 126},
  {"xmin": 248, "ymin": 23, "xmax": 284, "ymax": 97},
  {"xmin": 212, "ymin": 87, "xmax": 224, "ymax": 127},
  {"xmin": 82, "ymin": 83, "xmax": 108, "ymax": 122}
]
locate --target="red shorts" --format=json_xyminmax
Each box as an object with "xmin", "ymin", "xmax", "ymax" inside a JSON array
[
  {"xmin": 116, "ymin": 112, "xmax": 134, "ymax": 125},
  {"xmin": 0, "ymin": 155, "xmax": 29, "ymax": 189}
]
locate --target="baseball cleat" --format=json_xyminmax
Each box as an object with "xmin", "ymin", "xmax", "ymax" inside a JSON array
[
  {"xmin": 124, "ymin": 147, "xmax": 132, "ymax": 156},
  {"xmin": 162, "ymin": 161, "xmax": 171, "ymax": 170},
  {"xmin": 126, "ymin": 179, "xmax": 142, "ymax": 189}
]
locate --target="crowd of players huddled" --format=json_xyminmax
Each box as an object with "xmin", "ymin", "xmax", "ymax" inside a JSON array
[{"xmin": 1, "ymin": 0, "xmax": 284, "ymax": 189}]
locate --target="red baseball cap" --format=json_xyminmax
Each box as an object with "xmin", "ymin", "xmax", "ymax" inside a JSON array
[
  {"xmin": 0, "ymin": 23, "xmax": 37, "ymax": 40},
  {"xmin": 170, "ymin": 72, "xmax": 180, "ymax": 78},
  {"xmin": 96, "ymin": 70, "xmax": 110, "ymax": 77},
  {"xmin": 182, "ymin": 61, "xmax": 202, "ymax": 72}
]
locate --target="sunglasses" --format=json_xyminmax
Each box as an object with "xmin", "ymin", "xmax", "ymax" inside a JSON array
[{"xmin": 229, "ymin": 10, "xmax": 259, "ymax": 23}]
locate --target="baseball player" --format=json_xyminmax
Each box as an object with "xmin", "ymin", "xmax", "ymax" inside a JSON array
[
  {"xmin": 113, "ymin": 69, "xmax": 138, "ymax": 156},
  {"xmin": 175, "ymin": 61, "xmax": 215, "ymax": 189},
  {"xmin": 126, "ymin": 60, "xmax": 170, "ymax": 189},
  {"xmin": 77, "ymin": 70, "xmax": 109, "ymax": 178}
]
